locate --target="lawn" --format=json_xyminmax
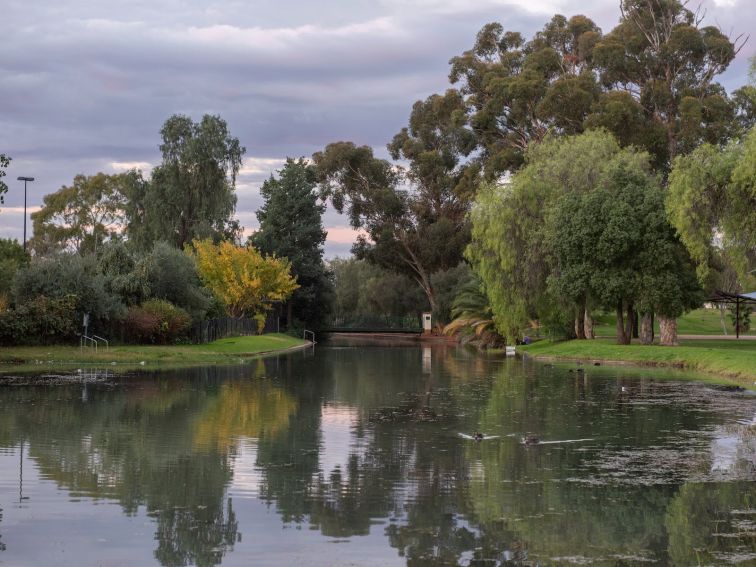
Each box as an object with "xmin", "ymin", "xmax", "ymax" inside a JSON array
[
  {"xmin": 519, "ymin": 337, "xmax": 756, "ymax": 384},
  {"xmin": 0, "ymin": 334, "xmax": 308, "ymax": 373},
  {"xmin": 591, "ymin": 308, "xmax": 753, "ymax": 337}
]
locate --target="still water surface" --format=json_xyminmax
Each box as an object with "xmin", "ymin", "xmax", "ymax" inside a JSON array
[{"xmin": 0, "ymin": 339, "xmax": 754, "ymax": 566}]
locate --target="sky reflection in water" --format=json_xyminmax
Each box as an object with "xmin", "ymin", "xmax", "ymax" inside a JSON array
[{"xmin": 0, "ymin": 340, "xmax": 754, "ymax": 566}]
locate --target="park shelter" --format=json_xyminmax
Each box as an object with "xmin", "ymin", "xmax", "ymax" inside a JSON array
[{"xmin": 707, "ymin": 290, "xmax": 756, "ymax": 338}]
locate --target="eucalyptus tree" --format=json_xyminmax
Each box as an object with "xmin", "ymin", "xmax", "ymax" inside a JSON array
[
  {"xmin": 591, "ymin": 0, "xmax": 744, "ymax": 166},
  {"xmin": 127, "ymin": 114, "xmax": 245, "ymax": 250},
  {"xmin": 313, "ymin": 139, "xmax": 470, "ymax": 314},
  {"xmin": 29, "ymin": 171, "xmax": 139, "ymax": 255},
  {"xmin": 449, "ymin": 14, "xmax": 603, "ymax": 179}
]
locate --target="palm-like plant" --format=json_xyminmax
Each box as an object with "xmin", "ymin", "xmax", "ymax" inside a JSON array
[{"xmin": 443, "ymin": 276, "xmax": 502, "ymax": 348}]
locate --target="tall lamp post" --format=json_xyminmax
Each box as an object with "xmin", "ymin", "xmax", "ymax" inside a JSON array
[{"xmin": 17, "ymin": 176, "xmax": 34, "ymax": 251}]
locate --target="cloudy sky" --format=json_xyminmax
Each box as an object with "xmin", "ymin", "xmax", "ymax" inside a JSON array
[{"xmin": 1, "ymin": 0, "xmax": 753, "ymax": 257}]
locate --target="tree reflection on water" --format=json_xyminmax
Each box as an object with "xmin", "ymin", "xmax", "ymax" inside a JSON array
[{"xmin": 0, "ymin": 343, "xmax": 754, "ymax": 565}]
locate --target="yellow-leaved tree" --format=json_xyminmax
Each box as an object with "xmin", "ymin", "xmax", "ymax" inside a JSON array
[{"xmin": 191, "ymin": 239, "xmax": 298, "ymax": 331}]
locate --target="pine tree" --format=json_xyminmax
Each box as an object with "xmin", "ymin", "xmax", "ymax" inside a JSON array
[{"xmin": 250, "ymin": 158, "xmax": 333, "ymax": 330}]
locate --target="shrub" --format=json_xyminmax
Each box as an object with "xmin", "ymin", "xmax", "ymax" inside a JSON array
[
  {"xmin": 0, "ymin": 294, "xmax": 77, "ymax": 345},
  {"xmin": 12, "ymin": 254, "xmax": 123, "ymax": 328},
  {"xmin": 124, "ymin": 299, "xmax": 191, "ymax": 344}
]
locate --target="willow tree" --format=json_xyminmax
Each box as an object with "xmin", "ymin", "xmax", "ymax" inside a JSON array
[
  {"xmin": 128, "ymin": 115, "xmax": 245, "ymax": 250},
  {"xmin": 667, "ymin": 127, "xmax": 756, "ymax": 291},
  {"xmin": 468, "ymin": 130, "xmax": 637, "ymax": 342}
]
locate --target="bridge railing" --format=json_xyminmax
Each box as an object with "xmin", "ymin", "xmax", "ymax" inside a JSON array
[{"xmin": 323, "ymin": 314, "xmax": 421, "ymax": 332}]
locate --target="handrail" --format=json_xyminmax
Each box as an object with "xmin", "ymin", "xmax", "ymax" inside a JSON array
[
  {"xmin": 92, "ymin": 335, "xmax": 109, "ymax": 351},
  {"xmin": 303, "ymin": 330, "xmax": 316, "ymax": 344},
  {"xmin": 80, "ymin": 335, "xmax": 98, "ymax": 353}
]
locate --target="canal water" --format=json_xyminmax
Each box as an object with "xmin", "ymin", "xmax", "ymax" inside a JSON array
[{"xmin": 0, "ymin": 339, "xmax": 754, "ymax": 566}]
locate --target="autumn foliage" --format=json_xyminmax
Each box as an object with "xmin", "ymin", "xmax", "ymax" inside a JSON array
[{"xmin": 191, "ymin": 239, "xmax": 298, "ymax": 331}]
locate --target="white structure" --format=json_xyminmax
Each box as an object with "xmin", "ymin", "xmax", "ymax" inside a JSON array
[{"xmin": 422, "ymin": 312, "xmax": 432, "ymax": 333}]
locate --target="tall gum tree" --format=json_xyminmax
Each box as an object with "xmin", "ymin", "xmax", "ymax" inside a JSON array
[
  {"xmin": 449, "ymin": 15, "xmax": 603, "ymax": 179},
  {"xmin": 313, "ymin": 90, "xmax": 476, "ymax": 316},
  {"xmin": 30, "ymin": 171, "xmax": 140, "ymax": 255}
]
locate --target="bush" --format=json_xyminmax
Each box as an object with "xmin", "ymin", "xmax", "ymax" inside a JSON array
[
  {"xmin": 0, "ymin": 295, "xmax": 77, "ymax": 345},
  {"xmin": 141, "ymin": 242, "xmax": 211, "ymax": 320},
  {"xmin": 12, "ymin": 254, "xmax": 123, "ymax": 329},
  {"xmin": 124, "ymin": 299, "xmax": 191, "ymax": 344}
]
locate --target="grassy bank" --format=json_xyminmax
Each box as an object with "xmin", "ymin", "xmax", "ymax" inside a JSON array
[
  {"xmin": 591, "ymin": 308, "xmax": 753, "ymax": 337},
  {"xmin": 519, "ymin": 338, "xmax": 756, "ymax": 384},
  {"xmin": 0, "ymin": 334, "xmax": 308, "ymax": 373}
]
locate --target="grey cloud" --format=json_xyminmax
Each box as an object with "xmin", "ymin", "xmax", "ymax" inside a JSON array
[{"xmin": 1, "ymin": 0, "xmax": 752, "ymax": 254}]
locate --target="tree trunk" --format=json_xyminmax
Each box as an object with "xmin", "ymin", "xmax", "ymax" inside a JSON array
[
  {"xmin": 616, "ymin": 302, "xmax": 630, "ymax": 345},
  {"xmin": 624, "ymin": 303, "xmax": 635, "ymax": 344},
  {"xmin": 575, "ymin": 303, "xmax": 586, "ymax": 340},
  {"xmin": 718, "ymin": 305, "xmax": 728, "ymax": 336},
  {"xmin": 639, "ymin": 313, "xmax": 654, "ymax": 345},
  {"xmin": 632, "ymin": 310, "xmax": 639, "ymax": 339},
  {"xmin": 659, "ymin": 316, "xmax": 678, "ymax": 346},
  {"xmin": 584, "ymin": 308, "xmax": 594, "ymax": 339}
]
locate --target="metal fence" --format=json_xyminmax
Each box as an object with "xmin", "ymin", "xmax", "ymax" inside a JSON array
[{"xmin": 323, "ymin": 314, "xmax": 421, "ymax": 332}]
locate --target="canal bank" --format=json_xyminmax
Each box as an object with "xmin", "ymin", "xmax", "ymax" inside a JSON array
[
  {"xmin": 0, "ymin": 334, "xmax": 309, "ymax": 375},
  {"xmin": 519, "ymin": 338, "xmax": 756, "ymax": 385}
]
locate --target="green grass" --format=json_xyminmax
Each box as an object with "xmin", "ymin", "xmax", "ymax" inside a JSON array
[
  {"xmin": 0, "ymin": 334, "xmax": 308, "ymax": 373},
  {"xmin": 520, "ymin": 337, "xmax": 756, "ymax": 384},
  {"xmin": 592, "ymin": 308, "xmax": 753, "ymax": 337}
]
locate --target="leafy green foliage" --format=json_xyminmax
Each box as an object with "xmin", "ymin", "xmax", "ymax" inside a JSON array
[
  {"xmin": 0, "ymin": 238, "xmax": 29, "ymax": 300},
  {"xmin": 442, "ymin": 273, "xmax": 502, "ymax": 348},
  {"xmin": 728, "ymin": 304, "xmax": 752, "ymax": 334},
  {"xmin": 29, "ymin": 172, "xmax": 138, "ymax": 255},
  {"xmin": 469, "ymin": 130, "xmax": 701, "ymax": 343},
  {"xmin": 124, "ymin": 299, "xmax": 192, "ymax": 344},
  {"xmin": 251, "ymin": 158, "xmax": 333, "ymax": 329},
  {"xmin": 127, "ymin": 114, "xmax": 245, "ymax": 249},
  {"xmin": 329, "ymin": 257, "xmax": 428, "ymax": 323},
  {"xmin": 429, "ymin": 263, "xmax": 473, "ymax": 326},
  {"xmin": 667, "ymin": 127, "xmax": 756, "ymax": 288},
  {"xmin": 313, "ymin": 142, "xmax": 469, "ymax": 311},
  {"xmin": 12, "ymin": 254, "xmax": 123, "ymax": 330},
  {"xmin": 449, "ymin": 15, "xmax": 603, "ymax": 178},
  {"xmin": 592, "ymin": 0, "xmax": 741, "ymax": 163},
  {"xmin": 548, "ymin": 164, "xmax": 702, "ymax": 323},
  {"xmin": 0, "ymin": 154, "xmax": 9, "ymax": 206},
  {"xmin": 142, "ymin": 241, "xmax": 211, "ymax": 320},
  {"xmin": 0, "ymin": 294, "xmax": 78, "ymax": 345},
  {"xmin": 468, "ymin": 131, "xmax": 630, "ymax": 341}
]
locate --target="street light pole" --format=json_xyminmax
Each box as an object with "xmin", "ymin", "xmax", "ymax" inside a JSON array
[{"xmin": 16, "ymin": 176, "xmax": 34, "ymax": 251}]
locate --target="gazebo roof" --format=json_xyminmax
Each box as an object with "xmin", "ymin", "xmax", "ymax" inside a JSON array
[{"xmin": 708, "ymin": 290, "xmax": 756, "ymax": 302}]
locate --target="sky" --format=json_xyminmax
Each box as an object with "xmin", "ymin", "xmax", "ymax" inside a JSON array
[{"xmin": 1, "ymin": 0, "xmax": 753, "ymax": 257}]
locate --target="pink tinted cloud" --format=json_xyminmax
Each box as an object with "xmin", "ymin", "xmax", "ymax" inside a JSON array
[{"xmin": 325, "ymin": 226, "xmax": 368, "ymax": 244}]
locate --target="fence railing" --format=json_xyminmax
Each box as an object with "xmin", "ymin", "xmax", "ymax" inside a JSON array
[
  {"xmin": 190, "ymin": 317, "xmax": 261, "ymax": 344},
  {"xmin": 323, "ymin": 314, "xmax": 422, "ymax": 332}
]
